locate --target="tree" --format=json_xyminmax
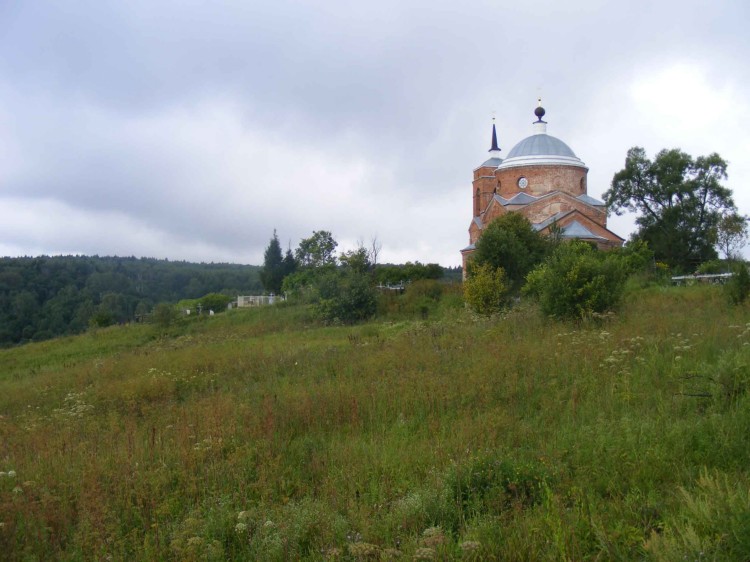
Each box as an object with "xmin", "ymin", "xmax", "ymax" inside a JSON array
[
  {"xmin": 463, "ymin": 263, "xmax": 509, "ymax": 315},
  {"xmin": 281, "ymin": 247, "xmax": 297, "ymax": 280},
  {"xmin": 339, "ymin": 246, "xmax": 371, "ymax": 275},
  {"xmin": 717, "ymin": 213, "xmax": 748, "ymax": 261},
  {"xmin": 260, "ymin": 230, "xmax": 284, "ymax": 294},
  {"xmin": 295, "ymin": 231, "xmax": 338, "ymax": 269},
  {"xmin": 472, "ymin": 212, "xmax": 549, "ymax": 290},
  {"xmin": 605, "ymin": 147, "xmax": 736, "ymax": 271}
]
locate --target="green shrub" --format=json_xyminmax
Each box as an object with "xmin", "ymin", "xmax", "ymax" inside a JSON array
[
  {"xmin": 446, "ymin": 454, "xmax": 550, "ymax": 520},
  {"xmin": 726, "ymin": 262, "xmax": 750, "ymax": 305},
  {"xmin": 152, "ymin": 303, "xmax": 180, "ymax": 330},
  {"xmin": 463, "ymin": 263, "xmax": 509, "ymax": 315},
  {"xmin": 199, "ymin": 293, "xmax": 232, "ymax": 313},
  {"xmin": 316, "ymin": 271, "xmax": 377, "ymax": 324},
  {"xmin": 696, "ymin": 259, "xmax": 730, "ymax": 274},
  {"xmin": 524, "ymin": 241, "xmax": 627, "ymax": 319}
]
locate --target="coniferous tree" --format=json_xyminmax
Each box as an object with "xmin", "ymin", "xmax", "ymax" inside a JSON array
[
  {"xmin": 260, "ymin": 230, "xmax": 284, "ymax": 294},
  {"xmin": 281, "ymin": 248, "xmax": 297, "ymax": 280}
]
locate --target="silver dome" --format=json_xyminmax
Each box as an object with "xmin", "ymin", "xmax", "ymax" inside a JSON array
[
  {"xmin": 498, "ymin": 129, "xmax": 586, "ymax": 170},
  {"xmin": 506, "ymin": 134, "xmax": 577, "ymax": 159}
]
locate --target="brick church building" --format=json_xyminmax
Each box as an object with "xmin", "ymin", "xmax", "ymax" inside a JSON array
[{"xmin": 461, "ymin": 101, "xmax": 623, "ymax": 273}]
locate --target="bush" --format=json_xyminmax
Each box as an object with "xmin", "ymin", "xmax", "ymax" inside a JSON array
[
  {"xmin": 726, "ymin": 262, "xmax": 750, "ymax": 305},
  {"xmin": 697, "ymin": 259, "xmax": 731, "ymax": 275},
  {"xmin": 463, "ymin": 263, "xmax": 509, "ymax": 315},
  {"xmin": 152, "ymin": 303, "xmax": 180, "ymax": 329},
  {"xmin": 524, "ymin": 241, "xmax": 628, "ymax": 319},
  {"xmin": 199, "ymin": 293, "xmax": 233, "ymax": 313},
  {"xmin": 317, "ymin": 271, "xmax": 377, "ymax": 324}
]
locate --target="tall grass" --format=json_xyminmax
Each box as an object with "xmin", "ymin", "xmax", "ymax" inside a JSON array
[{"xmin": 0, "ymin": 285, "xmax": 748, "ymax": 560}]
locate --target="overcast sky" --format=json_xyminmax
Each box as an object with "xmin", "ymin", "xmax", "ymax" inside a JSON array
[{"xmin": 1, "ymin": 0, "xmax": 748, "ymax": 266}]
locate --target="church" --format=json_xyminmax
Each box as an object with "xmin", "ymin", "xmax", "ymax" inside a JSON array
[{"xmin": 461, "ymin": 100, "xmax": 624, "ymax": 274}]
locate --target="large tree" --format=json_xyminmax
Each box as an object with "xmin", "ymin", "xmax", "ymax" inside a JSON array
[
  {"xmin": 605, "ymin": 147, "xmax": 736, "ymax": 271},
  {"xmin": 471, "ymin": 212, "xmax": 549, "ymax": 290},
  {"xmin": 295, "ymin": 230, "xmax": 338, "ymax": 269}
]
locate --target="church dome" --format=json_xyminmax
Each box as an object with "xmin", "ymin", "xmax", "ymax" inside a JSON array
[
  {"xmin": 497, "ymin": 102, "xmax": 587, "ymax": 170},
  {"xmin": 506, "ymin": 134, "xmax": 577, "ymax": 159}
]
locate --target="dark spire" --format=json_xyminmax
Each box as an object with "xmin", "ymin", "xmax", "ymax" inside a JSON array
[
  {"xmin": 534, "ymin": 97, "xmax": 546, "ymax": 123},
  {"xmin": 489, "ymin": 118, "xmax": 500, "ymax": 153}
]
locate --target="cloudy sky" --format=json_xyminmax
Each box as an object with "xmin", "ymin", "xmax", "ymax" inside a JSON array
[{"xmin": 1, "ymin": 0, "xmax": 748, "ymax": 266}]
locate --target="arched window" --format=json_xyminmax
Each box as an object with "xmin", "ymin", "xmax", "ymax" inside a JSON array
[
  {"xmin": 580, "ymin": 177, "xmax": 585, "ymax": 192},
  {"xmin": 475, "ymin": 188, "xmax": 481, "ymax": 216}
]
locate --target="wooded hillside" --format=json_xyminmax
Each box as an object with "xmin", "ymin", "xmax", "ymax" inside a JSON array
[{"xmin": 0, "ymin": 256, "xmax": 262, "ymax": 346}]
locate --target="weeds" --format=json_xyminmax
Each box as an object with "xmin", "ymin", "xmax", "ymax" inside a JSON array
[{"xmin": 0, "ymin": 286, "xmax": 748, "ymax": 559}]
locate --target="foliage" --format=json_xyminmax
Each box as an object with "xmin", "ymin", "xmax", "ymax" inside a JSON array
[
  {"xmin": 295, "ymin": 231, "xmax": 338, "ymax": 269},
  {"xmin": 374, "ymin": 262, "xmax": 443, "ymax": 286},
  {"xmin": 472, "ymin": 212, "xmax": 549, "ymax": 290},
  {"xmin": 463, "ymin": 263, "xmax": 509, "ymax": 315},
  {"xmin": 199, "ymin": 293, "xmax": 233, "ymax": 313},
  {"xmin": 725, "ymin": 262, "xmax": 750, "ymax": 305},
  {"xmin": 524, "ymin": 241, "xmax": 628, "ymax": 319},
  {"xmin": 316, "ymin": 270, "xmax": 377, "ymax": 324},
  {"xmin": 151, "ymin": 303, "xmax": 180, "ymax": 330},
  {"xmin": 717, "ymin": 212, "xmax": 749, "ymax": 261},
  {"xmin": 605, "ymin": 147, "xmax": 736, "ymax": 271},
  {"xmin": 259, "ymin": 230, "xmax": 285, "ymax": 294},
  {"xmin": 338, "ymin": 247, "xmax": 371, "ymax": 275},
  {"xmin": 315, "ymin": 248, "xmax": 377, "ymax": 324},
  {"xmin": 1, "ymin": 283, "xmax": 750, "ymax": 559},
  {"xmin": 696, "ymin": 259, "xmax": 729, "ymax": 274},
  {"xmin": 0, "ymin": 255, "xmax": 261, "ymax": 345}
]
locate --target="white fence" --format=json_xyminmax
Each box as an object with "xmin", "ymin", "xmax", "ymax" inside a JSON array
[{"xmin": 236, "ymin": 295, "xmax": 285, "ymax": 308}]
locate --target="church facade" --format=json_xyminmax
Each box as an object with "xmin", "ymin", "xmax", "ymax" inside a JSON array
[{"xmin": 461, "ymin": 101, "xmax": 624, "ymax": 274}]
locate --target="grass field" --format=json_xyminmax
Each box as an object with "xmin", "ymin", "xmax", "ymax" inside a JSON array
[{"xmin": 1, "ymin": 285, "xmax": 749, "ymax": 560}]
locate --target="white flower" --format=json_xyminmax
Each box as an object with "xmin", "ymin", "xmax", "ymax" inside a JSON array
[
  {"xmin": 235, "ymin": 522, "xmax": 248, "ymax": 534},
  {"xmin": 7, "ymin": 471, "xmax": 16, "ymax": 478}
]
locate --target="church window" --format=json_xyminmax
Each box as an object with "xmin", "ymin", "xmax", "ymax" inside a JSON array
[{"xmin": 475, "ymin": 188, "xmax": 480, "ymax": 215}]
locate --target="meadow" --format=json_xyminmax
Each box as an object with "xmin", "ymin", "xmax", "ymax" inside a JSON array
[{"xmin": 0, "ymin": 284, "xmax": 749, "ymax": 560}]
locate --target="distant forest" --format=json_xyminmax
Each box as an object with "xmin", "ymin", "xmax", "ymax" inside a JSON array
[{"xmin": 0, "ymin": 256, "xmax": 262, "ymax": 346}]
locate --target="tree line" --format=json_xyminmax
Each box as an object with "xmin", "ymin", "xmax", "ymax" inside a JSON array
[
  {"xmin": 259, "ymin": 231, "xmax": 446, "ymax": 323},
  {"xmin": 0, "ymin": 255, "xmax": 261, "ymax": 345}
]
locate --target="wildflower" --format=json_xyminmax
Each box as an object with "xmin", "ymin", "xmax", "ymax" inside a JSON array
[
  {"xmin": 12, "ymin": 486, "xmax": 22, "ymax": 494},
  {"xmin": 413, "ymin": 547, "xmax": 435, "ymax": 560},
  {"xmin": 459, "ymin": 541, "xmax": 481, "ymax": 553},
  {"xmin": 0, "ymin": 472, "xmax": 6, "ymax": 478},
  {"xmin": 421, "ymin": 527, "xmax": 445, "ymax": 547},
  {"xmin": 263, "ymin": 520, "xmax": 275, "ymax": 528},
  {"xmin": 235, "ymin": 522, "xmax": 248, "ymax": 534},
  {"xmin": 7, "ymin": 471, "xmax": 15, "ymax": 478},
  {"xmin": 380, "ymin": 548, "xmax": 402, "ymax": 559},
  {"xmin": 324, "ymin": 546, "xmax": 342, "ymax": 559},
  {"xmin": 237, "ymin": 510, "xmax": 250, "ymax": 521},
  {"xmin": 348, "ymin": 542, "xmax": 380, "ymax": 557},
  {"xmin": 186, "ymin": 536, "xmax": 203, "ymax": 548}
]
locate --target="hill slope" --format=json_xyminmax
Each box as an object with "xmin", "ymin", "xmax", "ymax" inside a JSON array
[{"xmin": 0, "ymin": 287, "xmax": 748, "ymax": 560}]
